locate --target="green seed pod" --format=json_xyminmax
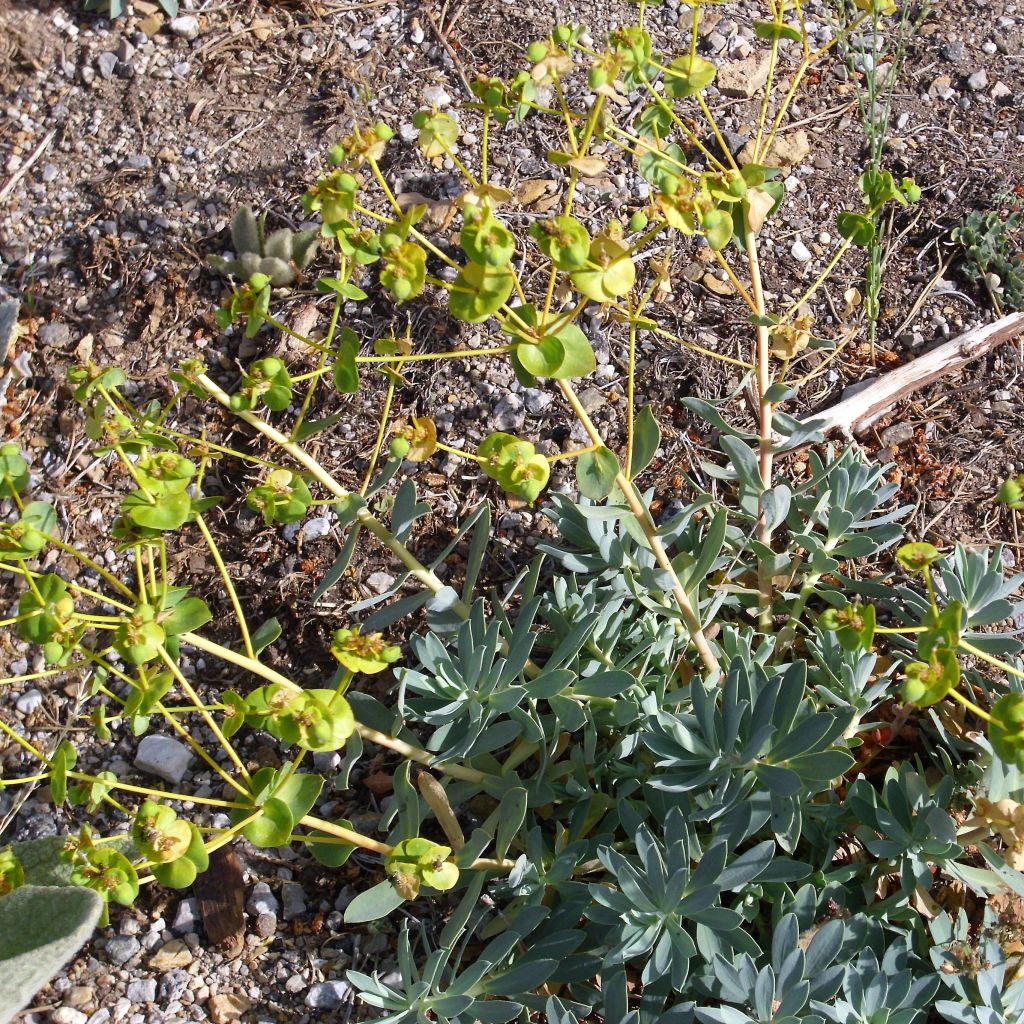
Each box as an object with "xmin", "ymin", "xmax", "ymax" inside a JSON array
[
  {"xmin": 588, "ymin": 66, "xmax": 608, "ymax": 90},
  {"xmin": 390, "ymin": 437, "xmax": 412, "ymax": 459},
  {"xmin": 629, "ymin": 211, "xmax": 649, "ymax": 233},
  {"xmin": 328, "ymin": 144, "xmax": 346, "ymax": 166},
  {"xmin": 374, "ymin": 122, "xmax": 395, "ymax": 141},
  {"xmin": 526, "ymin": 40, "xmax": 547, "ymax": 62},
  {"xmin": 553, "ymin": 24, "xmax": 572, "ymax": 43}
]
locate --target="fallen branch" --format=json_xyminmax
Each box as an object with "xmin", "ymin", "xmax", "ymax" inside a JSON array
[{"xmin": 805, "ymin": 312, "xmax": 1024, "ymax": 438}]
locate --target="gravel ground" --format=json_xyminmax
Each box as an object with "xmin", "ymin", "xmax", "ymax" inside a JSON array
[{"xmin": 2, "ymin": 0, "xmax": 1024, "ymax": 1021}]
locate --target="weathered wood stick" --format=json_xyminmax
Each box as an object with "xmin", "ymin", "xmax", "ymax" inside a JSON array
[{"xmin": 806, "ymin": 312, "xmax": 1024, "ymax": 437}]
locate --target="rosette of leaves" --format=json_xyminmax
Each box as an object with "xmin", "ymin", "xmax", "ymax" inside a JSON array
[
  {"xmin": 228, "ymin": 766, "xmax": 326, "ymax": 849},
  {"xmin": 132, "ymin": 801, "xmax": 209, "ymax": 888},
  {"xmin": 243, "ymin": 683, "xmax": 356, "ymax": 754},
  {"xmin": 385, "ymin": 838, "xmax": 459, "ymax": 900},
  {"xmin": 230, "ymin": 357, "xmax": 293, "ymax": 412},
  {"xmin": 842, "ymin": 765, "xmax": 961, "ymax": 894},
  {"xmin": 501, "ymin": 303, "xmax": 596, "ymax": 383},
  {"xmin": 330, "ymin": 627, "xmax": 402, "ymax": 675},
  {"xmin": 16, "ymin": 574, "xmax": 83, "ymax": 665},
  {"xmin": 951, "ymin": 210, "xmax": 1024, "ymax": 312},
  {"xmin": 208, "ymin": 205, "xmax": 319, "ymax": 287},
  {"xmin": 695, "ymin": 914, "xmax": 848, "ymax": 1024},
  {"xmin": 478, "ymin": 432, "xmax": 550, "ymax": 504},
  {"xmin": 246, "ymin": 468, "xmax": 313, "ymax": 525}
]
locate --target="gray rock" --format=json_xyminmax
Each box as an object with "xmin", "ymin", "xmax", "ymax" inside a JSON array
[
  {"xmin": 38, "ymin": 322, "xmax": 71, "ymax": 347},
  {"xmin": 992, "ymin": 81, "xmax": 1012, "ymax": 99},
  {"xmin": 246, "ymin": 881, "xmax": 280, "ymax": 917},
  {"xmin": 941, "ymin": 40, "xmax": 965, "ymax": 61},
  {"xmin": 16, "ymin": 688, "xmax": 43, "ymax": 715},
  {"xmin": 305, "ymin": 981, "xmax": 352, "ymax": 1010},
  {"xmin": 168, "ymin": 15, "xmax": 200, "ymax": 40},
  {"xmin": 578, "ymin": 387, "xmax": 607, "ymax": 415},
  {"xmin": 967, "ymin": 68, "xmax": 988, "ymax": 91},
  {"xmin": 302, "ymin": 516, "xmax": 331, "ymax": 542},
  {"xmin": 126, "ymin": 979, "xmax": 157, "ymax": 1003},
  {"xmin": 123, "ymin": 154, "xmax": 152, "ymax": 171},
  {"xmin": 880, "ymin": 421, "xmax": 915, "ymax": 447},
  {"xmin": 134, "ymin": 735, "xmax": 193, "ymax": 786},
  {"xmin": 255, "ymin": 912, "xmax": 277, "ymax": 938},
  {"xmin": 366, "ymin": 571, "xmax": 395, "ymax": 594},
  {"xmin": 171, "ymin": 897, "xmax": 200, "ymax": 935},
  {"xmin": 313, "ymin": 751, "xmax": 341, "ymax": 773},
  {"xmin": 104, "ymin": 935, "xmax": 141, "ymax": 966},
  {"xmin": 523, "ymin": 388, "xmax": 553, "ymax": 415},
  {"xmin": 706, "ymin": 31, "xmax": 728, "ymax": 53},
  {"xmin": 158, "ymin": 969, "xmax": 189, "ymax": 1003},
  {"xmin": 96, "ymin": 52, "xmax": 117, "ymax": 80},
  {"xmin": 281, "ymin": 881, "xmax": 306, "ymax": 921},
  {"xmin": 491, "ymin": 393, "xmax": 525, "ymax": 432}
]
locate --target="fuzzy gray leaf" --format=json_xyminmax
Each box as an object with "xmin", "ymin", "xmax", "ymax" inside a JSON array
[
  {"xmin": 0, "ymin": 885, "xmax": 102, "ymax": 1024},
  {"xmin": 292, "ymin": 230, "xmax": 320, "ymax": 269},
  {"xmin": 263, "ymin": 228, "xmax": 294, "ymax": 262},
  {"xmin": 258, "ymin": 256, "xmax": 296, "ymax": 287},
  {"xmin": 230, "ymin": 205, "xmax": 261, "ymax": 256}
]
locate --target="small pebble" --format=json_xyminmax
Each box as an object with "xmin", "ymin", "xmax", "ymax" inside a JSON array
[
  {"xmin": 791, "ymin": 238, "xmax": 813, "ymax": 263},
  {"xmin": 967, "ymin": 68, "xmax": 989, "ymax": 91},
  {"xmin": 281, "ymin": 881, "xmax": 306, "ymax": 921},
  {"xmin": 104, "ymin": 935, "xmax": 141, "ymax": 967},
  {"xmin": 305, "ymin": 981, "xmax": 352, "ymax": 1009},
  {"xmin": 169, "ymin": 15, "xmax": 200, "ymax": 40},
  {"xmin": 15, "ymin": 688, "xmax": 43, "ymax": 715},
  {"xmin": 134, "ymin": 735, "xmax": 193, "ymax": 786},
  {"xmin": 49, "ymin": 1009, "xmax": 87, "ymax": 1024},
  {"xmin": 421, "ymin": 84, "xmax": 452, "ymax": 107},
  {"xmin": 171, "ymin": 897, "xmax": 201, "ymax": 935},
  {"xmin": 246, "ymin": 882, "xmax": 280, "ymax": 917},
  {"xmin": 125, "ymin": 979, "xmax": 157, "ymax": 1004}
]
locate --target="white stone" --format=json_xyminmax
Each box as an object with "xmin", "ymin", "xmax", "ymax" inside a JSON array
[
  {"xmin": 791, "ymin": 238, "xmax": 813, "ymax": 263},
  {"xmin": 302, "ymin": 516, "xmax": 331, "ymax": 542},
  {"xmin": 421, "ymin": 84, "xmax": 452, "ymax": 108},
  {"xmin": 366, "ymin": 571, "xmax": 395, "ymax": 594},
  {"xmin": 169, "ymin": 15, "xmax": 200, "ymax": 41},
  {"xmin": 16, "ymin": 688, "xmax": 43, "ymax": 715},
  {"xmin": 134, "ymin": 735, "xmax": 193, "ymax": 786},
  {"xmin": 50, "ymin": 1009, "xmax": 87, "ymax": 1024}
]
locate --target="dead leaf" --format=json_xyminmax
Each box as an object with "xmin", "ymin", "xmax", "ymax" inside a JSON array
[
  {"xmin": 746, "ymin": 189, "xmax": 776, "ymax": 234},
  {"xmin": 533, "ymin": 191, "xmax": 562, "ymax": 213},
  {"xmin": 396, "ymin": 192, "xmax": 457, "ymax": 232},
  {"xmin": 515, "ymin": 178, "xmax": 553, "ymax": 207},
  {"xmin": 364, "ymin": 771, "xmax": 394, "ymax": 796},
  {"xmin": 568, "ymin": 156, "xmax": 608, "ymax": 176}
]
